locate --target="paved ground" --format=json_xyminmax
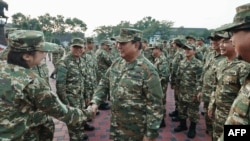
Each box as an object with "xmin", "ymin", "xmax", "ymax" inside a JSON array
[{"xmin": 46, "ymin": 57, "xmax": 211, "ymax": 141}]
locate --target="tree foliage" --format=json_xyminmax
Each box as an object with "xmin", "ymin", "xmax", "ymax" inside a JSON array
[{"xmin": 11, "ymin": 13, "xmax": 87, "ymax": 43}]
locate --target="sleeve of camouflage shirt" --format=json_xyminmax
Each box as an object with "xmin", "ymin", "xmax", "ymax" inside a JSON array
[
  {"xmin": 195, "ymin": 60, "xmax": 203, "ymax": 92},
  {"xmin": 56, "ymin": 60, "xmax": 69, "ymax": 105},
  {"xmin": 143, "ymin": 68, "xmax": 164, "ymax": 139},
  {"xmin": 90, "ymin": 68, "xmax": 111, "ymax": 106},
  {"xmin": 103, "ymin": 51, "xmax": 112, "ymax": 66},
  {"xmin": 208, "ymin": 91, "xmax": 216, "ymax": 112},
  {"xmin": 26, "ymin": 72, "xmax": 93, "ymax": 126}
]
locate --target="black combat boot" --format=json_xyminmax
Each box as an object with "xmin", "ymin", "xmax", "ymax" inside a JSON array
[
  {"xmin": 169, "ymin": 110, "xmax": 178, "ymax": 117},
  {"xmin": 160, "ymin": 118, "xmax": 166, "ymax": 128},
  {"xmin": 174, "ymin": 119, "xmax": 187, "ymax": 132},
  {"xmin": 187, "ymin": 122, "xmax": 196, "ymax": 138}
]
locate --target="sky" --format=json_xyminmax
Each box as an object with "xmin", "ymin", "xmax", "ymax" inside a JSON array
[{"xmin": 4, "ymin": 0, "xmax": 250, "ymax": 36}]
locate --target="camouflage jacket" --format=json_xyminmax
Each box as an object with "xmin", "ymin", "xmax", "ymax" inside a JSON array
[
  {"xmin": 176, "ymin": 57, "xmax": 203, "ymax": 101},
  {"xmin": 208, "ymin": 58, "xmax": 250, "ymax": 112},
  {"xmin": 81, "ymin": 53, "xmax": 97, "ymax": 97},
  {"xmin": 153, "ymin": 53, "xmax": 170, "ymax": 83},
  {"xmin": 170, "ymin": 49, "xmax": 184, "ymax": 86},
  {"xmin": 31, "ymin": 60, "xmax": 50, "ymax": 88},
  {"xmin": 56, "ymin": 54, "xmax": 86, "ymax": 105},
  {"xmin": 201, "ymin": 51, "xmax": 225, "ymax": 102},
  {"xmin": 142, "ymin": 49, "xmax": 154, "ymax": 63},
  {"xmin": 224, "ymin": 73, "xmax": 250, "ymax": 125},
  {"xmin": 52, "ymin": 46, "xmax": 65, "ymax": 65},
  {"xmin": 91, "ymin": 54, "xmax": 163, "ymax": 140},
  {"xmin": 110, "ymin": 47, "xmax": 120, "ymax": 62},
  {"xmin": 95, "ymin": 48, "xmax": 112, "ymax": 83},
  {"xmin": 0, "ymin": 46, "xmax": 10, "ymax": 60},
  {"xmin": 0, "ymin": 61, "xmax": 91, "ymax": 140}
]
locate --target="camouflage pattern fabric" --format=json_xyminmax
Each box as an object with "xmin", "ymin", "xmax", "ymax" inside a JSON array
[
  {"xmin": 170, "ymin": 49, "xmax": 184, "ymax": 111},
  {"xmin": 31, "ymin": 60, "xmax": 50, "ymax": 88},
  {"xmin": 201, "ymin": 50, "xmax": 225, "ymax": 134},
  {"xmin": 219, "ymin": 73, "xmax": 250, "ymax": 141},
  {"xmin": 142, "ymin": 49, "xmax": 154, "ymax": 63},
  {"xmin": 24, "ymin": 60, "xmax": 54, "ymax": 141},
  {"xmin": 0, "ymin": 61, "xmax": 92, "ymax": 140},
  {"xmin": 81, "ymin": 53, "xmax": 96, "ymax": 101},
  {"xmin": 91, "ymin": 54, "xmax": 163, "ymax": 140},
  {"xmin": 110, "ymin": 47, "xmax": 120, "ymax": 62},
  {"xmin": 153, "ymin": 53, "xmax": 170, "ymax": 117},
  {"xmin": 176, "ymin": 57, "xmax": 203, "ymax": 123},
  {"xmin": 196, "ymin": 45, "xmax": 209, "ymax": 62},
  {"xmin": 52, "ymin": 46, "xmax": 65, "ymax": 66},
  {"xmin": 0, "ymin": 46, "xmax": 10, "ymax": 60},
  {"xmin": 95, "ymin": 48, "xmax": 112, "ymax": 83},
  {"xmin": 208, "ymin": 58, "xmax": 250, "ymax": 141},
  {"xmin": 56, "ymin": 53, "xmax": 89, "ymax": 140}
]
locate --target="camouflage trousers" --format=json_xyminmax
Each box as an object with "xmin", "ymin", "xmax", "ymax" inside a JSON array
[
  {"xmin": 204, "ymin": 101, "xmax": 213, "ymax": 135},
  {"xmin": 67, "ymin": 96, "xmax": 86, "ymax": 141},
  {"xmin": 212, "ymin": 106, "xmax": 230, "ymax": 141},
  {"xmin": 23, "ymin": 117, "xmax": 55, "ymax": 141},
  {"xmin": 178, "ymin": 100, "xmax": 200, "ymax": 123},
  {"xmin": 173, "ymin": 87, "xmax": 180, "ymax": 110},
  {"xmin": 161, "ymin": 81, "xmax": 168, "ymax": 117}
]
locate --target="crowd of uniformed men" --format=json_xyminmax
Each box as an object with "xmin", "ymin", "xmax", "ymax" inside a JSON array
[{"xmin": 0, "ymin": 2, "xmax": 250, "ymax": 141}]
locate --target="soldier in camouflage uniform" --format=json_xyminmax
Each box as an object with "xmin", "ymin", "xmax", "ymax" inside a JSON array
[
  {"xmin": 56, "ymin": 38, "xmax": 93, "ymax": 141},
  {"xmin": 95, "ymin": 39, "xmax": 113, "ymax": 83},
  {"xmin": 199, "ymin": 32, "xmax": 225, "ymax": 137},
  {"xmin": 25, "ymin": 43, "xmax": 54, "ymax": 141},
  {"xmin": 207, "ymin": 31, "xmax": 250, "ymax": 141},
  {"xmin": 172, "ymin": 43, "xmax": 202, "ymax": 138},
  {"xmin": 90, "ymin": 28, "xmax": 163, "ymax": 141},
  {"xmin": 50, "ymin": 44, "xmax": 65, "ymax": 79},
  {"xmin": 110, "ymin": 40, "xmax": 120, "ymax": 62},
  {"xmin": 169, "ymin": 38, "xmax": 185, "ymax": 122},
  {"xmin": 217, "ymin": 3, "xmax": 250, "ymax": 141},
  {"xmin": 0, "ymin": 30, "xmax": 94, "ymax": 140},
  {"xmin": 162, "ymin": 40, "xmax": 169, "ymax": 59},
  {"xmin": 81, "ymin": 46, "xmax": 97, "ymax": 106},
  {"xmin": 141, "ymin": 38, "xmax": 154, "ymax": 63},
  {"xmin": 186, "ymin": 35, "xmax": 203, "ymax": 61},
  {"xmin": 151, "ymin": 42, "xmax": 170, "ymax": 128},
  {"xmin": 196, "ymin": 37, "xmax": 209, "ymax": 62}
]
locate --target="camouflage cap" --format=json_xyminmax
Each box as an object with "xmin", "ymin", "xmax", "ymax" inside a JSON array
[
  {"xmin": 219, "ymin": 3, "xmax": 250, "ymax": 31},
  {"xmin": 151, "ymin": 42, "xmax": 163, "ymax": 50},
  {"xmin": 115, "ymin": 28, "xmax": 143, "ymax": 43},
  {"xmin": 185, "ymin": 35, "xmax": 196, "ymax": 40},
  {"xmin": 9, "ymin": 30, "xmax": 55, "ymax": 52},
  {"xmin": 172, "ymin": 38, "xmax": 185, "ymax": 47},
  {"xmin": 207, "ymin": 32, "xmax": 223, "ymax": 40},
  {"xmin": 217, "ymin": 31, "xmax": 232, "ymax": 39},
  {"xmin": 86, "ymin": 37, "xmax": 94, "ymax": 43},
  {"xmin": 196, "ymin": 37, "xmax": 205, "ymax": 42},
  {"xmin": 70, "ymin": 38, "xmax": 85, "ymax": 47},
  {"xmin": 182, "ymin": 43, "xmax": 196, "ymax": 50},
  {"xmin": 44, "ymin": 42, "xmax": 58, "ymax": 52},
  {"xmin": 101, "ymin": 39, "xmax": 112, "ymax": 46},
  {"xmin": 5, "ymin": 28, "xmax": 18, "ymax": 38}
]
